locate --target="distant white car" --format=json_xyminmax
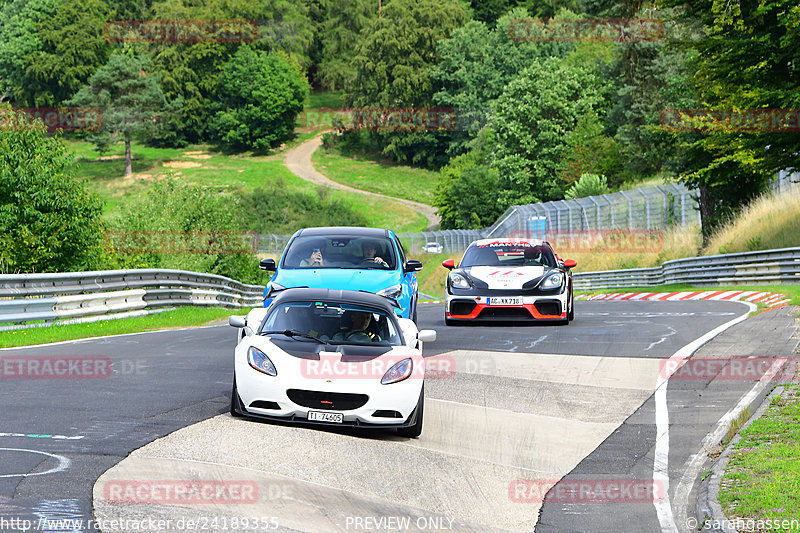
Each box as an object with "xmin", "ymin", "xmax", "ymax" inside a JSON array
[
  {"xmin": 423, "ymin": 242, "xmax": 443, "ymax": 253},
  {"xmin": 229, "ymin": 288, "xmax": 435, "ymax": 437}
]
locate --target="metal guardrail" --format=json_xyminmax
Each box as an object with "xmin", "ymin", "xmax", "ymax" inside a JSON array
[
  {"xmin": 573, "ymin": 247, "xmax": 800, "ymax": 289},
  {"xmin": 0, "ymin": 269, "xmax": 264, "ymax": 328}
]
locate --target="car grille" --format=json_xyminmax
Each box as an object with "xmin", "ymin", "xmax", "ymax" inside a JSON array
[
  {"xmin": 248, "ymin": 400, "xmax": 280, "ymax": 410},
  {"xmin": 372, "ymin": 410, "xmax": 403, "ymax": 418},
  {"xmin": 450, "ymin": 300, "xmax": 477, "ymax": 316},
  {"xmin": 287, "ymin": 389, "xmax": 369, "ymax": 410},
  {"xmin": 534, "ymin": 301, "xmax": 562, "ymax": 316},
  {"xmin": 477, "ymin": 308, "xmax": 533, "ymax": 319}
]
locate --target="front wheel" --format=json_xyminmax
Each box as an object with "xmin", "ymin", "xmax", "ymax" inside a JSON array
[
  {"xmin": 568, "ymin": 288, "xmax": 575, "ymax": 321},
  {"xmin": 397, "ymin": 387, "xmax": 424, "ymax": 438},
  {"xmin": 230, "ymin": 378, "xmax": 243, "ymax": 417},
  {"xmin": 412, "ymin": 300, "xmax": 418, "ymax": 324}
]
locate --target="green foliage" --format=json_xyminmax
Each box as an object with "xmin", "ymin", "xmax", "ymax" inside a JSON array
[
  {"xmin": 309, "ymin": 0, "xmax": 377, "ymax": 90},
  {"xmin": 106, "ymin": 179, "xmax": 266, "ymax": 285},
  {"xmin": 19, "ymin": 0, "xmax": 111, "ymax": 106},
  {"xmin": 434, "ymin": 129, "xmax": 503, "ymax": 229},
  {"xmin": 660, "ymin": 0, "xmax": 800, "ymax": 240},
  {"xmin": 0, "ymin": 0, "xmax": 58, "ymax": 102},
  {"xmin": 431, "ymin": 9, "xmax": 572, "ymax": 158},
  {"xmin": 0, "ymin": 107, "xmax": 104, "ymax": 273},
  {"xmin": 489, "ymin": 57, "xmax": 602, "ymax": 205},
  {"xmin": 68, "ymin": 52, "xmax": 167, "ymax": 164},
  {"xmin": 347, "ymin": 0, "xmax": 469, "ymax": 169},
  {"xmin": 212, "ymin": 46, "xmax": 308, "ymax": 151},
  {"xmin": 146, "ymin": 0, "xmax": 314, "ymax": 146},
  {"xmin": 237, "ymin": 179, "xmax": 369, "ymax": 235},
  {"xmin": 564, "ymin": 173, "xmax": 610, "ymax": 199}
]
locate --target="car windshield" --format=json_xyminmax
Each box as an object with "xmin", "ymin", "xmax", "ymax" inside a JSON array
[
  {"xmin": 281, "ymin": 235, "xmax": 397, "ymax": 269},
  {"xmin": 260, "ymin": 301, "xmax": 403, "ymax": 346},
  {"xmin": 460, "ymin": 242, "xmax": 557, "ymax": 268}
]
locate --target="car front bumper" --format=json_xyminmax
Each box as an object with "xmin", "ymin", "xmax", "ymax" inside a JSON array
[{"xmin": 445, "ymin": 294, "xmax": 568, "ymax": 321}]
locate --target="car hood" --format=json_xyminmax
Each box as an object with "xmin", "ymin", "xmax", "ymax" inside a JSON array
[
  {"xmin": 273, "ymin": 268, "xmax": 400, "ymax": 293},
  {"xmin": 465, "ymin": 265, "xmax": 547, "ymax": 290}
]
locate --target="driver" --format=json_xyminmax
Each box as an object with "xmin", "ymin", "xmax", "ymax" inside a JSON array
[
  {"xmin": 361, "ymin": 240, "xmax": 388, "ymax": 267},
  {"xmin": 332, "ymin": 311, "xmax": 382, "ymax": 342}
]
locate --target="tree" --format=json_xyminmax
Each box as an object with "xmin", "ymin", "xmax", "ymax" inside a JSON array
[
  {"xmin": 434, "ymin": 129, "xmax": 503, "ymax": 229},
  {"xmin": 20, "ymin": 0, "xmax": 111, "ymax": 106},
  {"xmin": 309, "ymin": 0, "xmax": 377, "ymax": 91},
  {"xmin": 212, "ymin": 46, "xmax": 308, "ymax": 151},
  {"xmin": 146, "ymin": 0, "xmax": 314, "ymax": 146},
  {"xmin": 489, "ymin": 57, "xmax": 602, "ymax": 206},
  {"xmin": 68, "ymin": 52, "xmax": 167, "ymax": 176},
  {"xmin": 564, "ymin": 173, "xmax": 610, "ymax": 199},
  {"xmin": 346, "ymin": 0, "xmax": 469, "ymax": 168},
  {"xmin": 431, "ymin": 8, "xmax": 572, "ymax": 158},
  {"xmin": 0, "ymin": 106, "xmax": 104, "ymax": 273},
  {"xmin": 0, "ymin": 0, "xmax": 58, "ymax": 103},
  {"xmin": 660, "ymin": 0, "xmax": 800, "ymax": 240}
]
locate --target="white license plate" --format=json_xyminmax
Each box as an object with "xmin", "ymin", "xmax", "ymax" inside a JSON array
[
  {"xmin": 307, "ymin": 411, "xmax": 344, "ymax": 423},
  {"xmin": 488, "ymin": 297, "xmax": 523, "ymax": 306}
]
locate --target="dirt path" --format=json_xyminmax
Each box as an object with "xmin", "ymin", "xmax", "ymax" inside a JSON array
[{"xmin": 284, "ymin": 135, "xmax": 440, "ymax": 230}]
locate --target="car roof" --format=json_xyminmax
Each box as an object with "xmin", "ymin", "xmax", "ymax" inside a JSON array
[
  {"xmin": 470, "ymin": 238, "xmax": 547, "ymax": 246},
  {"xmin": 297, "ymin": 227, "xmax": 391, "ymax": 239},
  {"xmin": 270, "ymin": 287, "xmax": 397, "ymax": 314}
]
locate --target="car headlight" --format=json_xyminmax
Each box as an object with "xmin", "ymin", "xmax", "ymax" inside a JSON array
[
  {"xmin": 539, "ymin": 272, "xmax": 564, "ymax": 290},
  {"xmin": 248, "ymin": 346, "xmax": 277, "ymax": 376},
  {"xmin": 377, "ymin": 284, "xmax": 402, "ymax": 299},
  {"xmin": 448, "ymin": 271, "xmax": 472, "ymax": 289},
  {"xmin": 381, "ymin": 358, "xmax": 413, "ymax": 384}
]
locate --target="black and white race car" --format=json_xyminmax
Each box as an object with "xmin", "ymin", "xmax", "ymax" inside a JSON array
[{"xmin": 441, "ymin": 239, "xmax": 576, "ymax": 325}]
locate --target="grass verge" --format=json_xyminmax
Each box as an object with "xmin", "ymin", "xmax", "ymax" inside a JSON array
[
  {"xmin": 718, "ymin": 384, "xmax": 800, "ymax": 529},
  {"xmin": 312, "ymin": 146, "xmax": 440, "ymax": 206},
  {"xmin": 0, "ymin": 307, "xmax": 237, "ymax": 349}
]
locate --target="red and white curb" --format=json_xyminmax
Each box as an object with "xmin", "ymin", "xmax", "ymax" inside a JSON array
[{"xmin": 576, "ymin": 291, "xmax": 790, "ymax": 308}]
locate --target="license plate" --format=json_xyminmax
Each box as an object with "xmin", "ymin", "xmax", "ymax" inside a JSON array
[
  {"xmin": 307, "ymin": 411, "xmax": 344, "ymax": 423},
  {"xmin": 488, "ymin": 297, "xmax": 523, "ymax": 306}
]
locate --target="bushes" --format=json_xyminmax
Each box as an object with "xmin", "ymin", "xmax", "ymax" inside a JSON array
[
  {"xmin": 105, "ymin": 179, "xmax": 266, "ymax": 285},
  {"xmin": 0, "ymin": 107, "xmax": 104, "ymax": 273}
]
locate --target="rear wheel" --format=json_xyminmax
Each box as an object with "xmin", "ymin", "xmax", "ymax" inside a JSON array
[{"xmin": 397, "ymin": 387, "xmax": 424, "ymax": 438}]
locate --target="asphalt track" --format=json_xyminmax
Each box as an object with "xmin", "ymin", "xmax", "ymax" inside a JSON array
[{"xmin": 1, "ymin": 299, "xmax": 793, "ymax": 533}]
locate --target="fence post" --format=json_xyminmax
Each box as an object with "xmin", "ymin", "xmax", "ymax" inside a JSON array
[{"xmin": 619, "ymin": 190, "xmax": 633, "ymax": 230}]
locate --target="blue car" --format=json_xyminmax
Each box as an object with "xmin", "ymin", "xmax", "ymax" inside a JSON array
[{"xmin": 259, "ymin": 227, "xmax": 422, "ymax": 322}]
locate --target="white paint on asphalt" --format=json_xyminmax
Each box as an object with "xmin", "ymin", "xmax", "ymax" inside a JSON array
[
  {"xmin": 652, "ymin": 301, "xmax": 754, "ymax": 533},
  {"xmin": 0, "ymin": 448, "xmax": 71, "ymax": 478}
]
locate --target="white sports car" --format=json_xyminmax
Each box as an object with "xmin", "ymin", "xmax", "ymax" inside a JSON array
[
  {"xmin": 229, "ymin": 288, "xmax": 435, "ymax": 437},
  {"xmin": 441, "ymin": 239, "xmax": 576, "ymax": 325}
]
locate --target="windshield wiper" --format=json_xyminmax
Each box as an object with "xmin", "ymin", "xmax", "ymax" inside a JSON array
[{"xmin": 261, "ymin": 329, "xmax": 330, "ymax": 345}]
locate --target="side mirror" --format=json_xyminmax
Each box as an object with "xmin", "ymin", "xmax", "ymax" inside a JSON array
[
  {"xmin": 563, "ymin": 259, "xmax": 577, "ymax": 269},
  {"xmin": 229, "ymin": 316, "xmax": 247, "ymax": 328},
  {"xmin": 404, "ymin": 259, "xmax": 423, "ymax": 272},
  {"xmin": 417, "ymin": 330, "xmax": 436, "ymax": 343},
  {"xmin": 441, "ymin": 259, "xmax": 455, "ymax": 270},
  {"xmin": 259, "ymin": 258, "xmax": 276, "ymax": 271}
]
